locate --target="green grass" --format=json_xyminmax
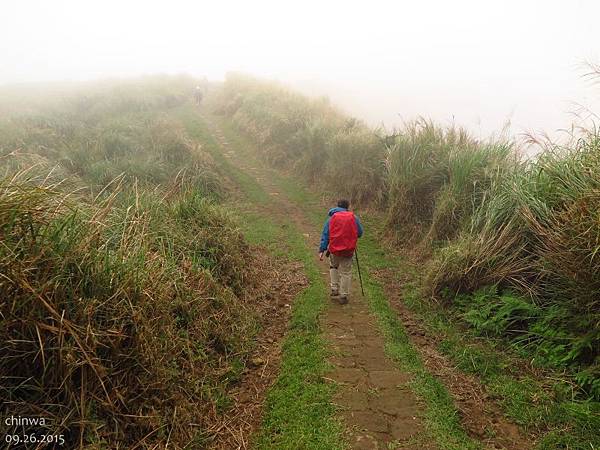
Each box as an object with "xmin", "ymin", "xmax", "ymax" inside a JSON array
[
  {"xmin": 231, "ymin": 205, "xmax": 346, "ymax": 449},
  {"xmin": 254, "ymin": 227, "xmax": 345, "ymax": 450}
]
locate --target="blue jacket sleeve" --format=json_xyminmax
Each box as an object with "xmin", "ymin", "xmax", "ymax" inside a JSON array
[
  {"xmin": 319, "ymin": 217, "xmax": 330, "ymax": 252},
  {"xmin": 355, "ymin": 215, "xmax": 364, "ymax": 238}
]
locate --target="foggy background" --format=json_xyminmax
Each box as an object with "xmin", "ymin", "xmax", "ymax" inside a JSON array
[{"xmin": 2, "ymin": 0, "xmax": 600, "ymax": 141}]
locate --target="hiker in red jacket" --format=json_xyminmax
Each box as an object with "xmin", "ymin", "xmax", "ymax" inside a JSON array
[{"xmin": 319, "ymin": 199, "xmax": 364, "ymax": 304}]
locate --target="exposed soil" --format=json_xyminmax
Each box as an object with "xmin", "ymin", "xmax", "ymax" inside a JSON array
[{"xmin": 207, "ymin": 235, "xmax": 308, "ymax": 450}]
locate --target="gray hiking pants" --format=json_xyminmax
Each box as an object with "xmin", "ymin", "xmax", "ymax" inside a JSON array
[{"xmin": 330, "ymin": 253, "xmax": 353, "ymax": 297}]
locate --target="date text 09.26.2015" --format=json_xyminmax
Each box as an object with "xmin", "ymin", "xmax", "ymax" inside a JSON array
[{"xmin": 4, "ymin": 433, "xmax": 66, "ymax": 446}]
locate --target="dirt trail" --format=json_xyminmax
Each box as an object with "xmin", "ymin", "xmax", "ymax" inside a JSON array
[
  {"xmin": 205, "ymin": 119, "xmax": 428, "ymax": 449},
  {"xmin": 211, "ymin": 255, "xmax": 307, "ymax": 449}
]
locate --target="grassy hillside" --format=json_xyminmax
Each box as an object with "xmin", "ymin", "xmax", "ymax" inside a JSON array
[
  {"xmin": 215, "ymin": 74, "xmax": 600, "ymax": 404},
  {"xmin": 3, "ymin": 73, "xmax": 598, "ymax": 448},
  {"xmin": 0, "ymin": 78, "xmax": 265, "ymax": 448}
]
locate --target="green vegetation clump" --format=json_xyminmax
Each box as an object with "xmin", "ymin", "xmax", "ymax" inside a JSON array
[
  {"xmin": 428, "ymin": 135, "xmax": 600, "ymax": 398},
  {"xmin": 0, "ymin": 78, "xmax": 261, "ymax": 448},
  {"xmin": 385, "ymin": 119, "xmax": 513, "ymax": 244}
]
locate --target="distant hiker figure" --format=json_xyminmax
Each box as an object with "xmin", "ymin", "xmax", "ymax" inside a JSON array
[
  {"xmin": 319, "ymin": 199, "xmax": 363, "ymax": 304},
  {"xmin": 194, "ymin": 86, "xmax": 203, "ymax": 105}
]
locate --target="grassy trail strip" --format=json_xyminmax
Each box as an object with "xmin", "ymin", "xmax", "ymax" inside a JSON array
[{"xmin": 180, "ymin": 104, "xmax": 522, "ymax": 450}]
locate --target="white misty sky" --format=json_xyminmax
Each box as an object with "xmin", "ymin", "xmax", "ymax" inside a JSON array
[{"xmin": 2, "ymin": 0, "xmax": 600, "ymax": 138}]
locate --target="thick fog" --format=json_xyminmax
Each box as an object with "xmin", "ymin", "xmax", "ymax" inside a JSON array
[{"xmin": 2, "ymin": 0, "xmax": 600, "ymax": 139}]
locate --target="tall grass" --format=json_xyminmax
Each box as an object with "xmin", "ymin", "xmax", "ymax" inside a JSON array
[
  {"xmin": 385, "ymin": 119, "xmax": 513, "ymax": 244},
  {"xmin": 0, "ymin": 77, "xmax": 264, "ymax": 448},
  {"xmin": 427, "ymin": 133, "xmax": 600, "ymax": 397},
  {"xmin": 1, "ymin": 177, "xmax": 255, "ymax": 447}
]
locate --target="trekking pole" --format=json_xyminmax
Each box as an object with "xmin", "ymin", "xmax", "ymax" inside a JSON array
[{"xmin": 355, "ymin": 247, "xmax": 365, "ymax": 297}]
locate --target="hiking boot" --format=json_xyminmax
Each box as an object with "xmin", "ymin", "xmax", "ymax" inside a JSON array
[{"xmin": 338, "ymin": 296, "xmax": 348, "ymax": 305}]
